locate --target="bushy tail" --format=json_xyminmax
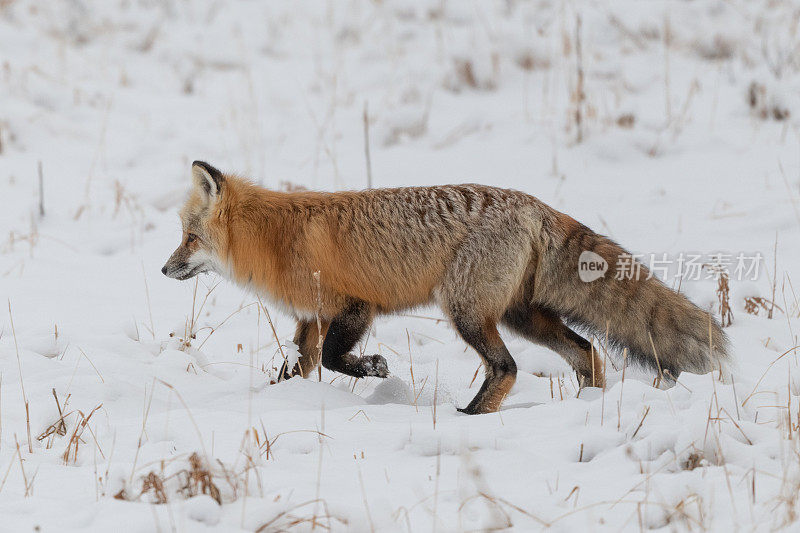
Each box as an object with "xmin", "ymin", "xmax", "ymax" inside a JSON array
[{"xmin": 536, "ymin": 217, "xmax": 729, "ymax": 379}]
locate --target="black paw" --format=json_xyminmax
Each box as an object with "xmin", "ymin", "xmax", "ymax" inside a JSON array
[
  {"xmin": 278, "ymin": 361, "xmax": 302, "ymax": 381},
  {"xmin": 359, "ymin": 354, "xmax": 389, "ymax": 378}
]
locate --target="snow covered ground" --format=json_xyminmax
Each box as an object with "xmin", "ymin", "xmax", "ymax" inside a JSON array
[{"xmin": 2, "ymin": 0, "xmax": 800, "ymax": 530}]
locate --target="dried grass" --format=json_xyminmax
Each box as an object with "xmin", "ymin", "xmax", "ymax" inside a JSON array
[
  {"xmin": 748, "ymin": 81, "xmax": 790, "ymax": 121},
  {"xmin": 62, "ymin": 403, "xmax": 103, "ymax": 464},
  {"xmin": 744, "ymin": 296, "xmax": 782, "ymax": 317},
  {"xmin": 717, "ymin": 271, "xmax": 733, "ymax": 327},
  {"xmin": 178, "ymin": 453, "xmax": 222, "ymax": 504}
]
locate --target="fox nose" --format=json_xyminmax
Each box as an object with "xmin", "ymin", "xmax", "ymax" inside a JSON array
[{"xmin": 161, "ymin": 265, "xmax": 168, "ymax": 275}]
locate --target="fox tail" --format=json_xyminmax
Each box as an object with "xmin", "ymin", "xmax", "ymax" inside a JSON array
[{"xmin": 537, "ymin": 217, "xmax": 729, "ymax": 379}]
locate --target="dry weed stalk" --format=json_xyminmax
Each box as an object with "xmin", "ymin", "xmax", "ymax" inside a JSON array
[
  {"xmin": 648, "ymin": 332, "xmax": 665, "ymax": 388},
  {"xmin": 357, "ymin": 464, "xmax": 375, "ymax": 532},
  {"xmin": 0, "ymin": 443, "xmax": 14, "ymax": 494},
  {"xmin": 77, "ymin": 347, "xmax": 105, "ymax": 383},
  {"xmin": 631, "ymin": 406, "xmax": 651, "ymax": 439},
  {"xmin": 363, "ymin": 101, "xmax": 372, "ymax": 189},
  {"xmin": 770, "ymin": 235, "xmax": 778, "ymax": 319},
  {"xmin": 313, "ymin": 271, "xmax": 324, "ymax": 381},
  {"xmin": 140, "ymin": 471, "xmax": 168, "ymax": 504},
  {"xmin": 178, "ymin": 453, "xmax": 222, "ymax": 504},
  {"xmin": 124, "ymin": 453, "xmax": 225, "ymax": 506},
  {"xmin": 459, "ymin": 450, "xmax": 516, "ymax": 528},
  {"xmin": 77, "ymin": 98, "xmax": 112, "ymax": 218},
  {"xmin": 256, "ymin": 294, "xmax": 287, "ymax": 376},
  {"xmin": 744, "ymin": 296, "xmax": 781, "ymax": 316},
  {"xmin": 112, "ymin": 179, "xmax": 142, "ymax": 219},
  {"xmin": 663, "ymin": 10, "xmax": 672, "ymax": 123},
  {"xmin": 432, "ymin": 360, "xmax": 439, "ymax": 429},
  {"xmin": 172, "ymin": 278, "xmax": 221, "ymax": 350},
  {"xmin": 468, "ymin": 364, "xmax": 481, "ymax": 388},
  {"xmin": 703, "ymin": 258, "xmax": 733, "ymax": 327},
  {"xmin": 617, "ymin": 349, "xmax": 628, "ymax": 431},
  {"xmin": 256, "ymin": 429, "xmax": 331, "ymax": 460},
  {"xmin": 197, "ymin": 301, "xmax": 259, "ymax": 349},
  {"xmin": 717, "ymin": 271, "xmax": 733, "ymax": 327},
  {"xmin": 748, "ymin": 81, "xmax": 790, "ymax": 121},
  {"xmin": 141, "ymin": 261, "xmax": 155, "ymax": 339},
  {"xmin": 407, "ymin": 330, "xmax": 419, "ymax": 412},
  {"xmin": 452, "ymin": 53, "xmax": 499, "ymax": 92},
  {"xmin": 37, "ymin": 389, "xmax": 70, "ymax": 443},
  {"xmin": 7, "ymin": 300, "xmax": 31, "ymax": 453},
  {"xmin": 37, "ymin": 161, "xmax": 44, "ymax": 218},
  {"xmin": 255, "ymin": 499, "xmax": 340, "ymax": 532},
  {"xmin": 156, "ymin": 380, "xmax": 208, "ymax": 458},
  {"xmin": 129, "ymin": 379, "xmax": 155, "ymax": 486},
  {"xmin": 2, "ymin": 225, "xmax": 39, "ymax": 257},
  {"xmin": 573, "ymin": 14, "xmax": 585, "ymax": 143},
  {"xmin": 608, "ymin": 14, "xmax": 646, "ymax": 51},
  {"xmin": 62, "ymin": 404, "xmax": 103, "ymax": 464},
  {"xmin": 742, "ymin": 344, "xmax": 800, "ymax": 406},
  {"xmin": 278, "ymin": 180, "xmax": 307, "ymax": 192},
  {"xmin": 14, "ymin": 435, "xmax": 33, "ymax": 496}
]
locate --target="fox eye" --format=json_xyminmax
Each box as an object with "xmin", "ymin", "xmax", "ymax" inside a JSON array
[{"xmin": 186, "ymin": 233, "xmax": 198, "ymax": 244}]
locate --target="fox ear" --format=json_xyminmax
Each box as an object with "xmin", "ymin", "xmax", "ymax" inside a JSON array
[{"xmin": 191, "ymin": 161, "xmax": 224, "ymax": 199}]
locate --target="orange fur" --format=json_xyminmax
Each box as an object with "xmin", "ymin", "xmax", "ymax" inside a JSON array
[{"xmin": 204, "ymin": 179, "xmax": 484, "ymax": 319}]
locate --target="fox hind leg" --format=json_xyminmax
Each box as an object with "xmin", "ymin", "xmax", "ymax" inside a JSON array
[
  {"xmin": 451, "ymin": 314, "xmax": 517, "ymax": 415},
  {"xmin": 438, "ymin": 225, "xmax": 530, "ymax": 414},
  {"xmin": 320, "ymin": 299, "xmax": 389, "ymax": 379},
  {"xmin": 279, "ymin": 319, "xmax": 330, "ymax": 380},
  {"xmin": 502, "ymin": 303, "xmax": 604, "ymax": 388}
]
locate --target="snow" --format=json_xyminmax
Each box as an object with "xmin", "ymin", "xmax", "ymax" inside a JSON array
[{"xmin": 1, "ymin": 0, "xmax": 800, "ymax": 530}]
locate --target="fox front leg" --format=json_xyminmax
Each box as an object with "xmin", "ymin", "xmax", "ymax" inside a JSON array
[
  {"xmin": 279, "ymin": 319, "xmax": 330, "ymax": 380},
  {"xmin": 321, "ymin": 299, "xmax": 389, "ymax": 379}
]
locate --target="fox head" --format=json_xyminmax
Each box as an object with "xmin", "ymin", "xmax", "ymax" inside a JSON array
[{"xmin": 161, "ymin": 161, "xmax": 228, "ymax": 280}]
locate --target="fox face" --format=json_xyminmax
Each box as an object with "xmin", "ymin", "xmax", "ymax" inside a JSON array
[{"xmin": 161, "ymin": 161, "xmax": 227, "ymax": 281}]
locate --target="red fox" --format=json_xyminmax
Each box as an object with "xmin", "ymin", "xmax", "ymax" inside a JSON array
[{"xmin": 162, "ymin": 161, "xmax": 728, "ymax": 414}]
